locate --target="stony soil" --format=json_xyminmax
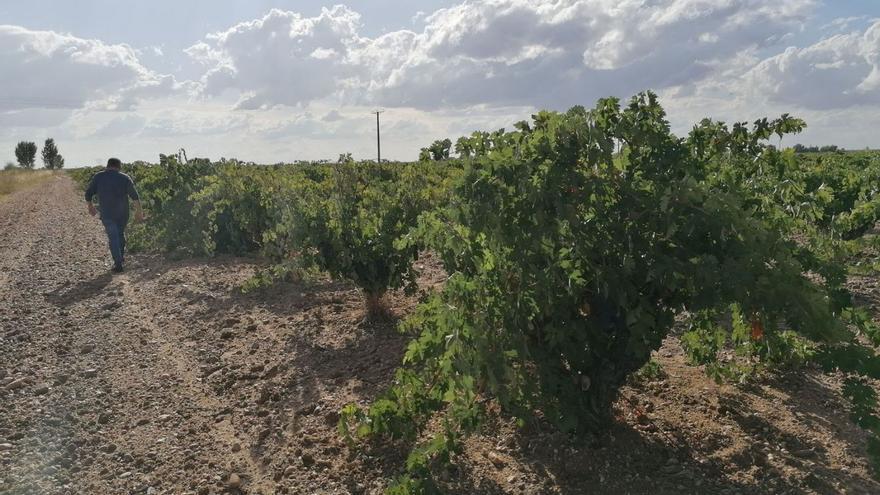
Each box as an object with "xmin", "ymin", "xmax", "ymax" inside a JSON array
[{"xmin": 1, "ymin": 176, "xmax": 879, "ymax": 495}]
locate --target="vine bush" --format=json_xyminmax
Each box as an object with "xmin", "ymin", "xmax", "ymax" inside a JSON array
[{"xmin": 340, "ymin": 93, "xmax": 872, "ymax": 491}]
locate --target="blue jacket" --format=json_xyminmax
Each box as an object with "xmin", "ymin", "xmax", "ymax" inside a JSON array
[{"xmin": 85, "ymin": 169, "xmax": 140, "ymax": 222}]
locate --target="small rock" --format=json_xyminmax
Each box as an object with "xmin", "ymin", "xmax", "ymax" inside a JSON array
[
  {"xmin": 300, "ymin": 453, "xmax": 315, "ymax": 467},
  {"xmin": 227, "ymin": 473, "xmax": 241, "ymax": 489},
  {"xmin": 82, "ymin": 369, "xmax": 98, "ymax": 379},
  {"xmin": 34, "ymin": 385, "xmax": 49, "ymax": 395},
  {"xmin": 794, "ymin": 449, "xmax": 817, "ymax": 459},
  {"xmin": 231, "ymin": 443, "xmax": 241, "ymax": 453},
  {"xmin": 661, "ymin": 464, "xmax": 683, "ymax": 475},
  {"xmin": 220, "ymin": 330, "xmax": 235, "ymax": 340},
  {"xmin": 197, "ymin": 487, "xmax": 209, "ymax": 495},
  {"xmin": 258, "ymin": 428, "xmax": 271, "ymax": 441},
  {"xmin": 80, "ymin": 344, "xmax": 96, "ymax": 354},
  {"xmin": 102, "ymin": 443, "xmax": 117, "ymax": 454},
  {"xmin": 6, "ymin": 378, "xmax": 28, "ymax": 390},
  {"xmin": 676, "ymin": 468, "xmax": 694, "ymax": 479},
  {"xmin": 486, "ymin": 451, "xmax": 506, "ymax": 468},
  {"xmin": 284, "ymin": 465, "xmax": 296, "ymax": 477},
  {"xmin": 0, "ymin": 443, "xmax": 13, "ymax": 451},
  {"xmin": 98, "ymin": 413, "xmax": 111, "ymax": 424}
]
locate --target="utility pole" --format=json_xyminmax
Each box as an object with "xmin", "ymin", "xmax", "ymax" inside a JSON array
[{"xmin": 373, "ymin": 110, "xmax": 384, "ymax": 163}]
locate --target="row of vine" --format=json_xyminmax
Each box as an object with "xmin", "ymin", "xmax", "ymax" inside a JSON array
[{"xmin": 70, "ymin": 92, "xmax": 880, "ymax": 493}]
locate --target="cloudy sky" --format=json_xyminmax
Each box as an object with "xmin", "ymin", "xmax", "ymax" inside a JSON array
[{"xmin": 1, "ymin": 0, "xmax": 879, "ymax": 166}]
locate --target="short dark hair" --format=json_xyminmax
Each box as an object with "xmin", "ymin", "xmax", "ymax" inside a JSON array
[{"xmin": 107, "ymin": 158, "xmax": 122, "ymax": 169}]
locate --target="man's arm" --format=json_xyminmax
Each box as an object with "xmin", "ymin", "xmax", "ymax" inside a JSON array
[
  {"xmin": 127, "ymin": 177, "xmax": 144, "ymax": 222},
  {"xmin": 132, "ymin": 200, "xmax": 145, "ymax": 222},
  {"xmin": 85, "ymin": 176, "xmax": 98, "ymax": 217}
]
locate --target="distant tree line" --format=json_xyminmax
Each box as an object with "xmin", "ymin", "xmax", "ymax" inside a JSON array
[
  {"xmin": 792, "ymin": 144, "xmax": 843, "ymax": 153},
  {"xmin": 419, "ymin": 138, "xmax": 854, "ymax": 161},
  {"xmin": 419, "ymin": 128, "xmax": 519, "ymax": 162},
  {"xmin": 9, "ymin": 139, "xmax": 64, "ymax": 170}
]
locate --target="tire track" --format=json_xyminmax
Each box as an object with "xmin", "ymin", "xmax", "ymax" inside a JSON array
[{"xmin": 116, "ymin": 275, "xmax": 273, "ymax": 492}]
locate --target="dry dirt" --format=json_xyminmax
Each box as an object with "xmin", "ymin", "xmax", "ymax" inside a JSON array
[{"xmin": 1, "ymin": 175, "xmax": 879, "ymax": 495}]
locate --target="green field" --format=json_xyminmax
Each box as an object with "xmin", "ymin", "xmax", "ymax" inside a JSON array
[{"xmin": 69, "ymin": 94, "xmax": 880, "ymax": 491}]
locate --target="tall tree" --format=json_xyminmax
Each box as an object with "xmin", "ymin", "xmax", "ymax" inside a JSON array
[
  {"xmin": 454, "ymin": 136, "xmax": 473, "ymax": 158},
  {"xmin": 41, "ymin": 138, "xmax": 64, "ymax": 170},
  {"xmin": 427, "ymin": 138, "xmax": 452, "ymax": 161},
  {"xmin": 14, "ymin": 141, "xmax": 37, "ymax": 169}
]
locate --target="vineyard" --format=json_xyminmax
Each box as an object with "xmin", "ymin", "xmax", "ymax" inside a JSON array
[{"xmin": 59, "ymin": 93, "xmax": 880, "ymax": 494}]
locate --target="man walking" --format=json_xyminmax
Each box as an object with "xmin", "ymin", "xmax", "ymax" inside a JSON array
[{"xmin": 84, "ymin": 158, "xmax": 144, "ymax": 273}]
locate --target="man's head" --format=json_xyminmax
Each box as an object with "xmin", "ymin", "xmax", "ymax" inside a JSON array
[{"xmin": 107, "ymin": 158, "xmax": 122, "ymax": 169}]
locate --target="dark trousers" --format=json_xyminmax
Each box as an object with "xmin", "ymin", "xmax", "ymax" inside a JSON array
[{"xmin": 101, "ymin": 217, "xmax": 127, "ymax": 266}]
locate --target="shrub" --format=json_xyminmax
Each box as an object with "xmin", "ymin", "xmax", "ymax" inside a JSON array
[
  {"xmin": 341, "ymin": 93, "xmax": 853, "ymax": 489},
  {"xmin": 270, "ymin": 161, "xmax": 453, "ymax": 314}
]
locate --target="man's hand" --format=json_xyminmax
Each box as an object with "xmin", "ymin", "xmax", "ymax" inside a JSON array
[
  {"xmin": 133, "ymin": 200, "xmax": 145, "ymax": 223},
  {"xmin": 87, "ymin": 203, "xmax": 97, "ymax": 217}
]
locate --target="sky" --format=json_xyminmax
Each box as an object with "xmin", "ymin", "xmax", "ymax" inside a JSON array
[{"xmin": 1, "ymin": 0, "xmax": 879, "ymax": 167}]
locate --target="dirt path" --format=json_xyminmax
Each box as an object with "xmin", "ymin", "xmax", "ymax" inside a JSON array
[
  {"xmin": 0, "ymin": 176, "xmax": 276, "ymax": 494},
  {"xmin": 1, "ymin": 176, "xmax": 879, "ymax": 495},
  {"xmin": 0, "ymin": 176, "xmax": 420, "ymax": 495}
]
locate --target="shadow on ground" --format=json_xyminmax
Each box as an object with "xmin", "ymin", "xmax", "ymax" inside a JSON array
[
  {"xmin": 102, "ymin": 252, "xmax": 880, "ymax": 494},
  {"xmin": 43, "ymin": 272, "xmax": 113, "ymax": 307}
]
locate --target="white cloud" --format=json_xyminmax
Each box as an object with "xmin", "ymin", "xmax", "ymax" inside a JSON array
[
  {"xmin": 89, "ymin": 114, "xmax": 147, "ymax": 138},
  {"xmin": 743, "ymin": 20, "xmax": 880, "ymax": 109},
  {"xmin": 185, "ymin": 0, "xmax": 817, "ymax": 110},
  {"xmin": 186, "ymin": 6, "xmax": 363, "ymax": 109},
  {"xmin": 0, "ymin": 108, "xmax": 72, "ymax": 129},
  {"xmin": 140, "ymin": 109, "xmax": 251, "ymax": 138},
  {"xmin": 0, "ymin": 25, "xmax": 180, "ymax": 116},
  {"xmin": 821, "ymin": 16, "xmax": 869, "ymax": 32},
  {"xmin": 4, "ymin": 1, "xmax": 880, "ymax": 166},
  {"xmin": 321, "ymin": 109, "xmax": 344, "ymax": 122}
]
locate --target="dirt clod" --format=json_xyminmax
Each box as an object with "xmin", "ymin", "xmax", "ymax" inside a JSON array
[{"xmin": 227, "ymin": 473, "xmax": 241, "ymax": 489}]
